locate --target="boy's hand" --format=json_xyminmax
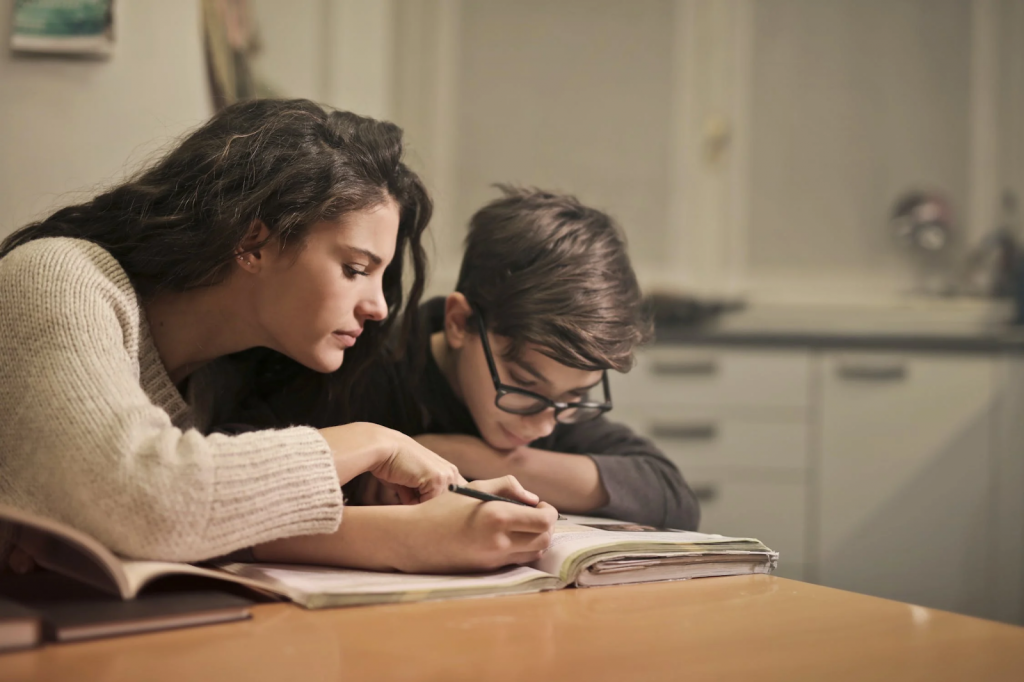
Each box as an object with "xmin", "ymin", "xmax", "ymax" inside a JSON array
[{"xmin": 415, "ymin": 434, "xmax": 610, "ymax": 514}]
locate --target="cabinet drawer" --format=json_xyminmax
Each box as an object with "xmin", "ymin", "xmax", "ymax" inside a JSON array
[
  {"xmin": 612, "ymin": 347, "xmax": 810, "ymax": 410},
  {"xmin": 615, "ymin": 408, "xmax": 808, "ymax": 471},
  {"xmin": 818, "ymin": 351, "xmax": 996, "ymax": 616},
  {"xmin": 686, "ymin": 467, "xmax": 807, "ymax": 574}
]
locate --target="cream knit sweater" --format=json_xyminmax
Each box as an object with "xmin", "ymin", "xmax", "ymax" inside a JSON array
[{"xmin": 0, "ymin": 238, "xmax": 343, "ymax": 563}]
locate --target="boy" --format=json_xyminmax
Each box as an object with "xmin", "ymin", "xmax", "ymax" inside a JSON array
[{"xmin": 261, "ymin": 186, "xmax": 699, "ymax": 529}]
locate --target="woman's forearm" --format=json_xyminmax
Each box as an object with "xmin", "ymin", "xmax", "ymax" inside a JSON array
[{"xmin": 252, "ymin": 506, "xmax": 411, "ymax": 571}]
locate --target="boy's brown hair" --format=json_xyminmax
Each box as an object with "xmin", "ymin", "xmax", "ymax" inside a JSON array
[{"xmin": 456, "ymin": 185, "xmax": 652, "ymax": 372}]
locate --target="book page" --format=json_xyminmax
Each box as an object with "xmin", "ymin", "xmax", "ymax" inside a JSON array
[
  {"xmin": 531, "ymin": 520, "xmax": 773, "ymax": 583},
  {"xmin": 577, "ymin": 558, "xmax": 774, "ymax": 587},
  {"xmin": 116, "ymin": 561, "xmax": 283, "ymax": 600},
  {"xmin": 0, "ymin": 504, "xmax": 129, "ymax": 597},
  {"xmin": 0, "ymin": 504, "xmax": 281, "ymax": 601},
  {"xmin": 218, "ymin": 564, "xmax": 561, "ymax": 609}
]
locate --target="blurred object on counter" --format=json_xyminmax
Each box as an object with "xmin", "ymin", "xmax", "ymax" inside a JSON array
[
  {"xmin": 891, "ymin": 190, "xmax": 955, "ymax": 253},
  {"xmin": 958, "ymin": 190, "xmax": 1021, "ymax": 304},
  {"xmin": 644, "ymin": 292, "xmax": 746, "ymax": 328},
  {"xmin": 1015, "ymin": 254, "xmax": 1024, "ymax": 325},
  {"xmin": 889, "ymin": 190, "xmax": 959, "ymax": 295},
  {"xmin": 993, "ymin": 191, "xmax": 1020, "ymax": 299}
]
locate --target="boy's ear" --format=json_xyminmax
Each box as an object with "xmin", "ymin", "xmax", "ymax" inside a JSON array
[
  {"xmin": 235, "ymin": 220, "xmax": 272, "ymax": 272},
  {"xmin": 444, "ymin": 293, "xmax": 473, "ymax": 349}
]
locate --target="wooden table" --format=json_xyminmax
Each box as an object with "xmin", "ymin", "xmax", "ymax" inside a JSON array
[{"xmin": 2, "ymin": 576, "xmax": 1022, "ymax": 681}]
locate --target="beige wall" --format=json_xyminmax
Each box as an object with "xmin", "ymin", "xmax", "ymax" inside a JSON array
[
  {"xmin": 385, "ymin": 0, "xmax": 1009, "ymax": 301},
  {"xmin": 4, "ymin": 0, "xmax": 1016, "ymax": 303},
  {"xmin": 251, "ymin": 0, "xmax": 395, "ymax": 119},
  {"xmin": 452, "ymin": 0, "xmax": 675, "ymax": 270},
  {"xmin": 250, "ymin": 0, "xmax": 329, "ymax": 103},
  {"xmin": 998, "ymin": 0, "xmax": 1024, "ymax": 224},
  {"xmin": 746, "ymin": 0, "xmax": 972, "ymax": 293},
  {"xmin": 0, "ymin": 0, "xmax": 210, "ymax": 239}
]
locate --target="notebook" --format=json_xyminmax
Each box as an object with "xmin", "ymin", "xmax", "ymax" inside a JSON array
[
  {"xmin": 0, "ymin": 597, "xmax": 42, "ymax": 653},
  {"xmin": 1, "ymin": 503, "xmax": 777, "ymax": 610},
  {"xmin": 0, "ymin": 571, "xmax": 254, "ymax": 644}
]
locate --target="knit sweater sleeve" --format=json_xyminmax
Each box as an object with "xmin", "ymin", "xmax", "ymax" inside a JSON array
[{"xmin": 0, "ymin": 239, "xmax": 343, "ymax": 562}]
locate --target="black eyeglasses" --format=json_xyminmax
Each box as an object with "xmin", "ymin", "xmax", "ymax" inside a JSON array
[{"xmin": 473, "ymin": 309, "xmax": 612, "ymax": 424}]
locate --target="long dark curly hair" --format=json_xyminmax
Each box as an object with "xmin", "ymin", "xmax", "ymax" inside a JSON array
[{"xmin": 0, "ymin": 98, "xmax": 431, "ymax": 402}]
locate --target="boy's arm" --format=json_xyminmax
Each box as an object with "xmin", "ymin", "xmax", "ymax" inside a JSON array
[
  {"xmin": 415, "ymin": 434, "xmax": 610, "ymax": 513},
  {"xmin": 417, "ymin": 418, "xmax": 700, "ymax": 530},
  {"xmin": 542, "ymin": 418, "xmax": 700, "ymax": 530}
]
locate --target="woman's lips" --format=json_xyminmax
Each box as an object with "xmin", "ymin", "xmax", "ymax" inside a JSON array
[{"xmin": 332, "ymin": 331, "xmax": 359, "ymax": 348}]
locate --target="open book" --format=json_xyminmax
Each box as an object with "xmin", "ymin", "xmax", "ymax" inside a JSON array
[{"xmin": 1, "ymin": 505, "xmax": 777, "ymax": 610}]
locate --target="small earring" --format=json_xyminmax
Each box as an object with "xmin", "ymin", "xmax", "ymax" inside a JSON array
[{"xmin": 236, "ymin": 254, "xmax": 252, "ymax": 267}]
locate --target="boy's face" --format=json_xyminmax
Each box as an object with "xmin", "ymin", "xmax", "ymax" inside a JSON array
[{"xmin": 443, "ymin": 295, "xmax": 604, "ymax": 450}]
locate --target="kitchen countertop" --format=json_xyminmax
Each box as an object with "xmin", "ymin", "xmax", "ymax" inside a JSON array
[{"xmin": 652, "ymin": 300, "xmax": 1024, "ymax": 353}]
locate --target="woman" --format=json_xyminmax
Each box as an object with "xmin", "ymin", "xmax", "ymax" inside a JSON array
[{"xmin": 0, "ymin": 99, "xmax": 554, "ymax": 573}]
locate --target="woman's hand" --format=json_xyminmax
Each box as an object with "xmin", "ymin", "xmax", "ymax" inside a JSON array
[
  {"xmin": 390, "ymin": 476, "xmax": 557, "ymax": 572},
  {"xmin": 318, "ymin": 422, "xmax": 465, "ymax": 503},
  {"xmin": 352, "ymin": 472, "xmax": 403, "ymax": 506},
  {"xmin": 253, "ymin": 476, "xmax": 558, "ymax": 573}
]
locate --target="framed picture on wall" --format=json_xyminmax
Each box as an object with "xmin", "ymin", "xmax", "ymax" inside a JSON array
[{"xmin": 11, "ymin": 0, "xmax": 115, "ymax": 57}]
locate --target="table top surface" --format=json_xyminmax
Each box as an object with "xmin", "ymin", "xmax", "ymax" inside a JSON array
[{"xmin": 2, "ymin": 576, "xmax": 1023, "ymax": 682}]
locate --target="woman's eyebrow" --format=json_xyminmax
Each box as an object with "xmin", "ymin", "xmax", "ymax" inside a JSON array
[{"xmin": 345, "ymin": 246, "xmax": 383, "ymax": 265}]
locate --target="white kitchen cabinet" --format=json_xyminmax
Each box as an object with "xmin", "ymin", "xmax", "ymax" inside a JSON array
[
  {"xmin": 683, "ymin": 467, "xmax": 808, "ymax": 581},
  {"xmin": 611, "ymin": 347, "xmax": 812, "ymax": 580},
  {"xmin": 614, "ymin": 406, "xmax": 808, "ymax": 472},
  {"xmin": 613, "ymin": 347, "xmax": 810, "ymax": 413},
  {"xmin": 816, "ymin": 352, "xmax": 997, "ymax": 619},
  {"xmin": 991, "ymin": 355, "xmax": 1024, "ymax": 625},
  {"xmin": 615, "ymin": 343, "xmax": 1023, "ymax": 622}
]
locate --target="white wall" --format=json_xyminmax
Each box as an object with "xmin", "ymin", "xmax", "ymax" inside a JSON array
[
  {"xmin": 452, "ymin": 0, "xmax": 674, "ymax": 270},
  {"xmin": 392, "ymin": 0, "xmax": 676, "ymax": 293},
  {"xmin": 251, "ymin": 0, "xmax": 395, "ymax": 120},
  {"xmin": 250, "ymin": 0, "xmax": 329, "ymax": 103},
  {"xmin": 386, "ymin": 0, "xmax": 1014, "ymax": 303},
  {"xmin": 745, "ymin": 0, "xmax": 972, "ymax": 296},
  {"xmin": 0, "ymin": 1, "xmax": 210, "ymax": 239},
  {"xmin": 998, "ymin": 0, "xmax": 1024, "ymax": 226},
  {"xmin": 43, "ymin": 0, "xmax": 1002, "ymax": 305}
]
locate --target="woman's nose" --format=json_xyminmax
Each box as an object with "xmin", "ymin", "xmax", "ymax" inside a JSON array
[{"xmin": 359, "ymin": 282, "xmax": 389, "ymax": 322}]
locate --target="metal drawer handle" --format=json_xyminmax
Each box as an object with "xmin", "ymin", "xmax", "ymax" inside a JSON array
[
  {"xmin": 837, "ymin": 362, "xmax": 908, "ymax": 381},
  {"xmin": 650, "ymin": 359, "xmax": 718, "ymax": 376},
  {"xmin": 691, "ymin": 484, "xmax": 719, "ymax": 503},
  {"xmin": 650, "ymin": 422, "xmax": 719, "ymax": 440}
]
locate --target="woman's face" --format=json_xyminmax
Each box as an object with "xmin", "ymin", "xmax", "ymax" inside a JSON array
[{"xmin": 253, "ymin": 199, "xmax": 399, "ymax": 373}]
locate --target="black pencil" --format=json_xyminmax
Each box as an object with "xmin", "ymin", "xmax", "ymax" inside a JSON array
[{"xmin": 447, "ymin": 484, "xmax": 567, "ymax": 520}]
